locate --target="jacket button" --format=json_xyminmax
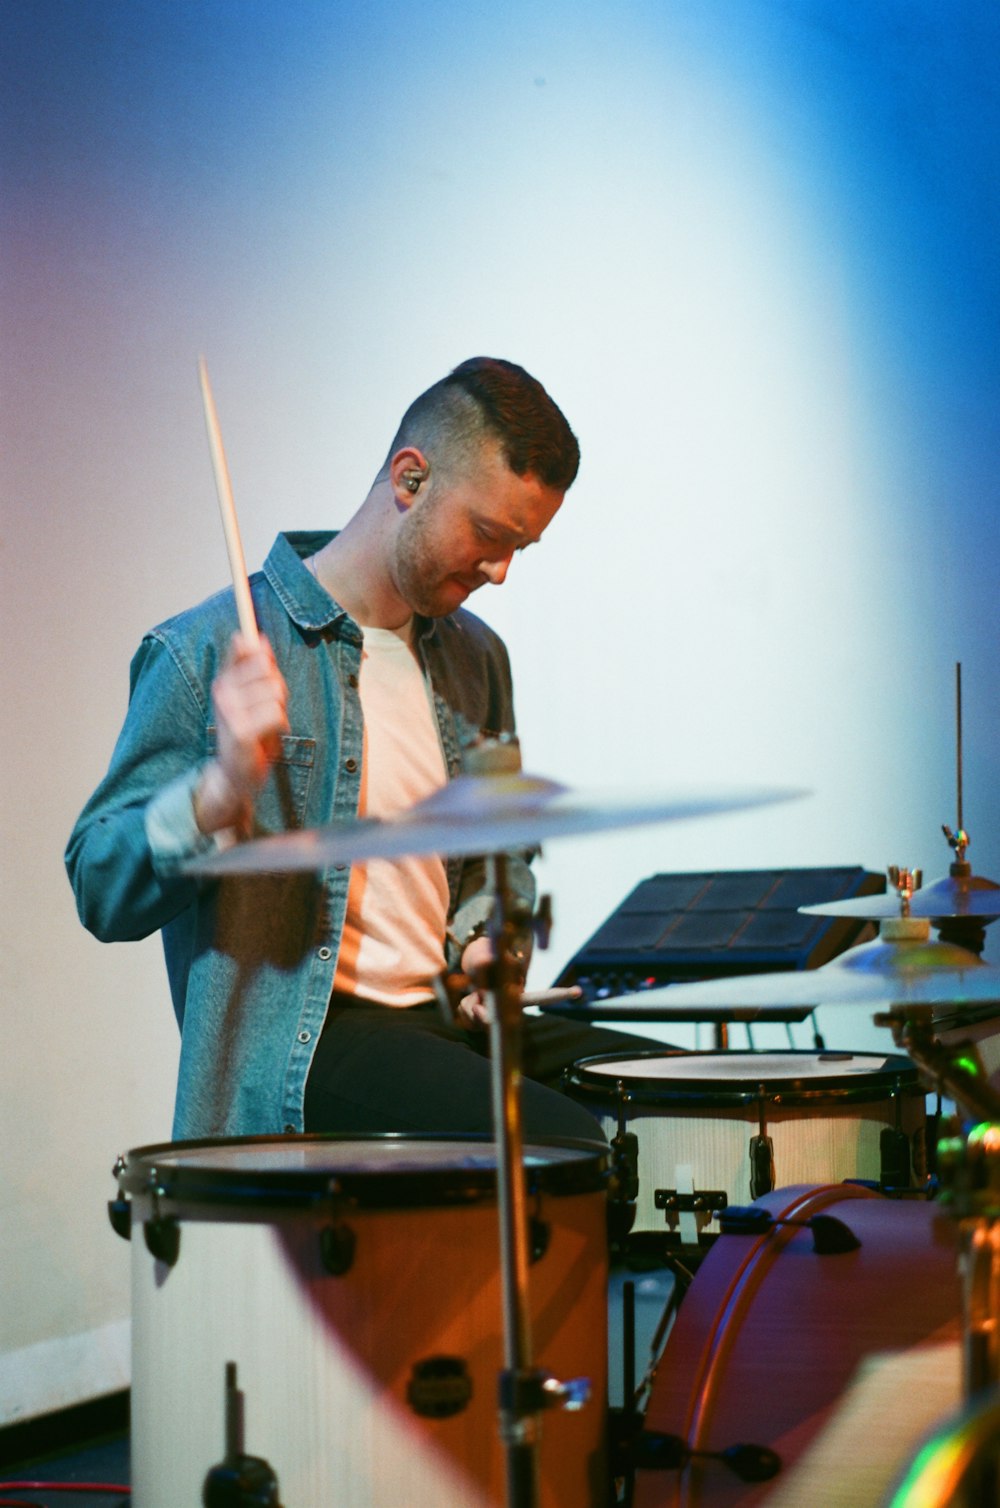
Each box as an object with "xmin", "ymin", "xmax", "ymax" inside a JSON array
[
  {"xmin": 284, "ymin": 1124, "xmax": 296, "ymax": 1134},
  {"xmin": 344, "ymin": 757, "xmax": 358, "ymax": 773},
  {"xmin": 318, "ymin": 946, "xmax": 332, "ymax": 960},
  {"xmin": 297, "ymin": 1030, "xmax": 312, "ymax": 1045}
]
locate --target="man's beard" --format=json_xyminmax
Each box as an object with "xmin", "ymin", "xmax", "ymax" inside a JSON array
[{"xmin": 393, "ymin": 497, "xmax": 475, "ymax": 617}]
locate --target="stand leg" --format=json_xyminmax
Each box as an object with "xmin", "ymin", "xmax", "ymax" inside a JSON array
[{"xmin": 486, "ymin": 852, "xmax": 541, "ymax": 1508}]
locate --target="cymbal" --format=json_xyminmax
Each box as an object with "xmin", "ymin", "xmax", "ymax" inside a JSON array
[
  {"xmin": 184, "ymin": 774, "xmax": 804, "ymax": 875},
  {"xmin": 800, "ymin": 872, "xmax": 1000, "ymax": 921},
  {"xmin": 542, "ymin": 930, "xmax": 1000, "ymax": 1015}
]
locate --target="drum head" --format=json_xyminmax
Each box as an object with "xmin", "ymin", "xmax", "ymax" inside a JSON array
[
  {"xmin": 568, "ymin": 1049, "xmax": 920, "ymax": 1108},
  {"xmin": 119, "ymin": 1131, "xmax": 609, "ymax": 1213}
]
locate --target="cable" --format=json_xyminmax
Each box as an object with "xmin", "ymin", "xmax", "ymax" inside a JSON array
[{"xmin": 0, "ymin": 1484, "xmax": 130, "ymax": 1498}]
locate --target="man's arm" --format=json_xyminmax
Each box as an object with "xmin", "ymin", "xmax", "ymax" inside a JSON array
[
  {"xmin": 446, "ymin": 849, "xmax": 537, "ymax": 1029},
  {"xmin": 193, "ymin": 632, "xmax": 289, "ymax": 835},
  {"xmin": 66, "ymin": 630, "xmax": 289, "ymax": 943}
]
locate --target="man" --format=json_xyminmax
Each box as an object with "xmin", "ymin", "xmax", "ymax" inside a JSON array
[{"xmin": 67, "ymin": 357, "xmax": 653, "ymax": 1142}]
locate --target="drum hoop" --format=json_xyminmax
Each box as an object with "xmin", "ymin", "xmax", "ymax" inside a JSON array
[
  {"xmin": 568, "ymin": 1049, "xmax": 922, "ymax": 1109},
  {"xmin": 118, "ymin": 1131, "xmax": 610, "ymax": 1213}
]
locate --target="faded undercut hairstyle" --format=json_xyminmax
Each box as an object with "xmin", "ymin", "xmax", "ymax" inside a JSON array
[{"xmin": 383, "ymin": 357, "xmax": 580, "ymax": 492}]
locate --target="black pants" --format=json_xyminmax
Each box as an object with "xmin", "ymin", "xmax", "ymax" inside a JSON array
[{"xmin": 304, "ymin": 998, "xmax": 669, "ymax": 1143}]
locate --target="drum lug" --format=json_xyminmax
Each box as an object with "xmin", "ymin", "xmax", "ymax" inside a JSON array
[
  {"xmin": 610, "ymin": 1125, "xmax": 640, "ymax": 1206},
  {"xmin": 107, "ymin": 1196, "xmax": 131, "ymax": 1241},
  {"xmin": 143, "ymin": 1168, "xmax": 181, "ymax": 1267},
  {"xmin": 108, "ymin": 1152, "xmax": 131, "ymax": 1236},
  {"xmin": 108, "ymin": 1154, "xmax": 131, "ymax": 1241},
  {"xmin": 610, "ymin": 1088, "xmax": 639, "ymax": 1201},
  {"xmin": 880, "ymin": 1078, "xmax": 914, "ymax": 1190},
  {"xmin": 144, "ymin": 1215, "xmax": 181, "ymax": 1267},
  {"xmin": 608, "ymin": 1088, "xmax": 639, "ymax": 1247},
  {"xmin": 749, "ymin": 1134, "xmax": 775, "ymax": 1199},
  {"xmin": 750, "ymin": 1094, "xmax": 775, "ymax": 1199},
  {"xmin": 319, "ymin": 1221, "xmax": 356, "ymax": 1276},
  {"xmin": 880, "ymin": 1126, "xmax": 912, "ymax": 1190}
]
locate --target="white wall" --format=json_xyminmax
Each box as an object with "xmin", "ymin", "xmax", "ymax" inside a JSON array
[{"xmin": 3, "ymin": 0, "xmax": 999, "ymax": 1421}]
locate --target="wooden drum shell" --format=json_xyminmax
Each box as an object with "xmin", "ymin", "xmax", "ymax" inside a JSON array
[
  {"xmin": 123, "ymin": 1134, "xmax": 609, "ymax": 1508},
  {"xmin": 567, "ymin": 1051, "xmax": 926, "ymax": 1237}
]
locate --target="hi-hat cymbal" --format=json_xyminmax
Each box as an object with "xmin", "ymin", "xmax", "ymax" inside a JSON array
[
  {"xmin": 542, "ymin": 928, "xmax": 1000, "ymax": 1018},
  {"xmin": 183, "ymin": 775, "xmax": 804, "ymax": 876},
  {"xmin": 800, "ymin": 871, "xmax": 1000, "ymax": 921}
]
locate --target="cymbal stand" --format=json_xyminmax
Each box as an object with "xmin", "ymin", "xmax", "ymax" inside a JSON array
[
  {"xmin": 876, "ymin": 1006, "xmax": 1000, "ymax": 1127},
  {"xmin": 482, "ymin": 852, "xmax": 591, "ymax": 1508},
  {"xmin": 939, "ymin": 660, "xmax": 994, "ymax": 956},
  {"xmin": 877, "ymin": 1004, "xmax": 1000, "ymax": 1399}
]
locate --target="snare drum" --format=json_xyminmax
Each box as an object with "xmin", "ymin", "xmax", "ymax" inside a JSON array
[
  {"xmin": 118, "ymin": 1134, "xmax": 609, "ymax": 1508},
  {"xmin": 566, "ymin": 1051, "xmax": 925, "ymax": 1239}
]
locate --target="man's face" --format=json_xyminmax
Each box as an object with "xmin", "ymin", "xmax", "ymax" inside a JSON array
[{"xmin": 391, "ymin": 442, "xmax": 564, "ymax": 618}]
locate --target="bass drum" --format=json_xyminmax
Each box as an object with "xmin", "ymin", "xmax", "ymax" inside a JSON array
[
  {"xmin": 566, "ymin": 1050, "xmax": 926, "ymax": 1239},
  {"xmin": 632, "ymin": 1183, "xmax": 962, "ymax": 1507},
  {"xmin": 119, "ymin": 1133, "xmax": 609, "ymax": 1508}
]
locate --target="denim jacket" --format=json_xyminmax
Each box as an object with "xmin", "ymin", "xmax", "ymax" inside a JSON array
[{"xmin": 66, "ymin": 532, "xmax": 533, "ymax": 1139}]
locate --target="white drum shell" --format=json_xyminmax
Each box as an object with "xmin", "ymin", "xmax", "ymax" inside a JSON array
[
  {"xmin": 572, "ymin": 1052, "xmax": 925, "ymax": 1237},
  {"xmin": 129, "ymin": 1164, "xmax": 607, "ymax": 1507}
]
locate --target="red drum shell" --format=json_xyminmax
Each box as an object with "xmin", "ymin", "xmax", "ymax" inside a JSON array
[{"xmin": 633, "ymin": 1184, "xmax": 961, "ymax": 1507}]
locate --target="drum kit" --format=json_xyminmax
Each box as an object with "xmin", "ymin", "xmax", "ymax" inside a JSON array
[
  {"xmin": 107, "ymin": 727, "xmax": 1000, "ymax": 1508},
  {"xmin": 107, "ymin": 374, "xmax": 1000, "ymax": 1505}
]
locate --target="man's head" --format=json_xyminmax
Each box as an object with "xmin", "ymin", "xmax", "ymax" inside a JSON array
[
  {"xmin": 384, "ymin": 358, "xmax": 578, "ymax": 617},
  {"xmin": 383, "ymin": 356, "xmax": 580, "ymax": 493}
]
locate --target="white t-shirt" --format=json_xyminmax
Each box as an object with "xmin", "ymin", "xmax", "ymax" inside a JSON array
[{"xmin": 333, "ymin": 621, "xmax": 449, "ymax": 1005}]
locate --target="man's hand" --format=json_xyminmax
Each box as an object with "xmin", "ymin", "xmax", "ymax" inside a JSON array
[
  {"xmin": 194, "ymin": 632, "xmax": 290, "ymax": 835},
  {"xmin": 454, "ymin": 931, "xmax": 531, "ymax": 1030},
  {"xmin": 454, "ymin": 932, "xmax": 495, "ymax": 1030}
]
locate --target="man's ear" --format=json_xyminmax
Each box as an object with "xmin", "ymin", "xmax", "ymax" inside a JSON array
[{"xmin": 389, "ymin": 448, "xmax": 430, "ymax": 506}]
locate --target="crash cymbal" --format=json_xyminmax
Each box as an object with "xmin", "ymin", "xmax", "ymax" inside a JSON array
[
  {"xmin": 184, "ymin": 774, "xmax": 804, "ymax": 875},
  {"xmin": 800, "ymin": 871, "xmax": 1000, "ymax": 921},
  {"xmin": 541, "ymin": 923, "xmax": 1000, "ymax": 1015}
]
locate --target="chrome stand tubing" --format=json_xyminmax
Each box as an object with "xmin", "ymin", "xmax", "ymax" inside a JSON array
[
  {"xmin": 962, "ymin": 1221, "xmax": 1000, "ymax": 1399},
  {"xmin": 485, "ymin": 851, "xmax": 540, "ymax": 1508},
  {"xmin": 878, "ymin": 1005, "xmax": 1000, "ymax": 1403}
]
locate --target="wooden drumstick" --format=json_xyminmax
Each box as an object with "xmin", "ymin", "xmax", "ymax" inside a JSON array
[
  {"xmin": 198, "ymin": 356, "xmax": 259, "ymax": 647},
  {"xmin": 520, "ymin": 986, "xmax": 583, "ymax": 1009}
]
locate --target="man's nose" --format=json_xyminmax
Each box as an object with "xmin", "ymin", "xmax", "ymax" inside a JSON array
[{"xmin": 478, "ymin": 553, "xmax": 513, "ymax": 585}]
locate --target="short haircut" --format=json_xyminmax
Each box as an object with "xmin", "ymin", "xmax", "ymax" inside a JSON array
[{"xmin": 385, "ymin": 357, "xmax": 580, "ymax": 491}]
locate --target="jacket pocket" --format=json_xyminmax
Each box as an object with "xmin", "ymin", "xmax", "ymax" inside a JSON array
[{"xmin": 207, "ymin": 728, "xmax": 317, "ymax": 830}]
